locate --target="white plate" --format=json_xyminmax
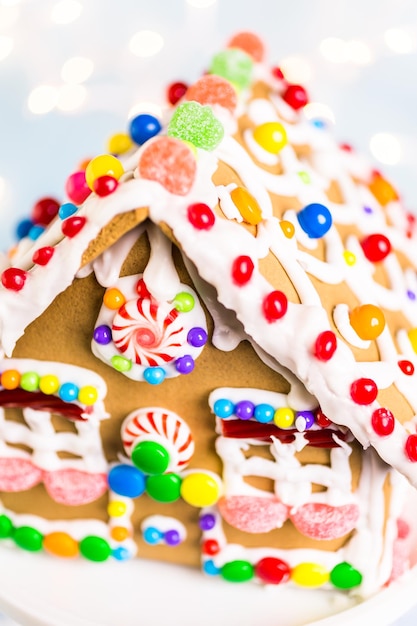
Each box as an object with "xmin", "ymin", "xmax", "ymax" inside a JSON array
[{"xmin": 0, "ymin": 545, "xmax": 416, "ymax": 626}]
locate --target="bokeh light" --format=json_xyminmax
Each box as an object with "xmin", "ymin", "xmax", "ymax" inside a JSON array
[
  {"xmin": 57, "ymin": 84, "xmax": 87, "ymax": 112},
  {"xmin": 27, "ymin": 85, "xmax": 59, "ymax": 115},
  {"xmin": 186, "ymin": 0, "xmax": 217, "ymax": 7},
  {"xmin": 369, "ymin": 132, "xmax": 402, "ymax": 165},
  {"xmin": 61, "ymin": 57, "xmax": 94, "ymax": 84},
  {"xmin": 129, "ymin": 30, "xmax": 164, "ymax": 58},
  {"xmin": 51, "ymin": 0, "xmax": 83, "ymax": 24},
  {"xmin": 280, "ymin": 55, "xmax": 314, "ymax": 83},
  {"xmin": 0, "ymin": 36, "xmax": 13, "ymax": 61},
  {"xmin": 384, "ymin": 28, "xmax": 415, "ymax": 54}
]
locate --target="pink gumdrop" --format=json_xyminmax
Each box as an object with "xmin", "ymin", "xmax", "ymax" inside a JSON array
[
  {"xmin": 43, "ymin": 468, "xmax": 107, "ymax": 505},
  {"xmin": 227, "ymin": 31, "xmax": 265, "ymax": 62},
  {"xmin": 0, "ymin": 458, "xmax": 43, "ymax": 492},
  {"xmin": 138, "ymin": 137, "xmax": 196, "ymax": 196},
  {"xmin": 186, "ymin": 75, "xmax": 238, "ymax": 113},
  {"xmin": 290, "ymin": 502, "xmax": 360, "ymax": 540},
  {"xmin": 218, "ymin": 495, "xmax": 289, "ymax": 533},
  {"xmin": 65, "ymin": 171, "xmax": 92, "ymax": 205}
]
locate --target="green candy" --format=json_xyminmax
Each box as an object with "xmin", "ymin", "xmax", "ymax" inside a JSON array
[
  {"xmin": 330, "ymin": 561, "xmax": 363, "ymax": 589},
  {"xmin": 209, "ymin": 48, "xmax": 253, "ymax": 91},
  {"xmin": 111, "ymin": 355, "xmax": 132, "ymax": 372},
  {"xmin": 146, "ymin": 473, "xmax": 182, "ymax": 503},
  {"xmin": 79, "ymin": 536, "xmax": 111, "ymax": 562},
  {"xmin": 173, "ymin": 291, "xmax": 195, "ymax": 313},
  {"xmin": 13, "ymin": 526, "xmax": 43, "ymax": 552},
  {"xmin": 221, "ymin": 560, "xmax": 254, "ymax": 583},
  {"xmin": 20, "ymin": 371, "xmax": 40, "ymax": 392},
  {"xmin": 0, "ymin": 515, "xmax": 13, "ymax": 538},
  {"xmin": 168, "ymin": 102, "xmax": 224, "ymax": 151},
  {"xmin": 131, "ymin": 440, "xmax": 170, "ymax": 475}
]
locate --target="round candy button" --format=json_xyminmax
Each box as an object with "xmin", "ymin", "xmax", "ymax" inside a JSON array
[
  {"xmin": 180, "ymin": 472, "xmax": 221, "ymax": 507},
  {"xmin": 131, "ymin": 441, "xmax": 170, "ymax": 475},
  {"xmin": 108, "ymin": 464, "xmax": 146, "ymax": 498}
]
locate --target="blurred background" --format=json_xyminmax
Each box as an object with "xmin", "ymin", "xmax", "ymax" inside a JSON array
[{"xmin": 0, "ymin": 0, "xmax": 417, "ymax": 624}]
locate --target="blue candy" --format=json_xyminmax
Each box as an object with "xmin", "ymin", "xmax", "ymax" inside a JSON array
[
  {"xmin": 297, "ymin": 203, "xmax": 332, "ymax": 238},
  {"xmin": 129, "ymin": 114, "xmax": 161, "ymax": 145},
  {"xmin": 108, "ymin": 464, "xmax": 146, "ymax": 498}
]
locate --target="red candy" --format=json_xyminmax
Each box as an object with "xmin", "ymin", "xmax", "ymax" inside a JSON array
[
  {"xmin": 1, "ymin": 267, "xmax": 28, "ymax": 291},
  {"xmin": 61, "ymin": 216, "xmax": 86, "ymax": 238},
  {"xmin": 218, "ymin": 495, "xmax": 289, "ymax": 533},
  {"xmin": 31, "ymin": 197, "xmax": 60, "ymax": 226},
  {"xmin": 93, "ymin": 175, "xmax": 119, "ymax": 197},
  {"xmin": 186, "ymin": 75, "xmax": 238, "ymax": 112},
  {"xmin": 371, "ymin": 407, "xmax": 395, "ymax": 436},
  {"xmin": 202, "ymin": 539, "xmax": 220, "ymax": 555},
  {"xmin": 262, "ymin": 290, "xmax": 288, "ymax": 322},
  {"xmin": 139, "ymin": 137, "xmax": 196, "ymax": 196},
  {"xmin": 65, "ymin": 171, "xmax": 92, "ymax": 205},
  {"xmin": 136, "ymin": 278, "xmax": 151, "ymax": 299},
  {"xmin": 405, "ymin": 434, "xmax": 417, "ymax": 462},
  {"xmin": 0, "ymin": 458, "xmax": 43, "ymax": 492},
  {"xmin": 227, "ymin": 31, "xmax": 265, "ymax": 62},
  {"xmin": 282, "ymin": 84, "xmax": 309, "ymax": 110},
  {"xmin": 361, "ymin": 233, "xmax": 392, "ymax": 262},
  {"xmin": 187, "ymin": 203, "xmax": 215, "ymax": 230},
  {"xmin": 43, "ymin": 468, "xmax": 108, "ymax": 505},
  {"xmin": 313, "ymin": 330, "xmax": 337, "ymax": 361},
  {"xmin": 398, "ymin": 360, "xmax": 415, "ymax": 376},
  {"xmin": 231, "ymin": 255, "xmax": 254, "ymax": 286},
  {"xmin": 32, "ymin": 246, "xmax": 55, "ymax": 266},
  {"xmin": 271, "ymin": 67, "xmax": 285, "ymax": 81},
  {"xmin": 350, "ymin": 378, "xmax": 378, "ymax": 405},
  {"xmin": 167, "ymin": 81, "xmax": 188, "ymax": 105},
  {"xmin": 315, "ymin": 409, "xmax": 331, "ymax": 428},
  {"xmin": 256, "ymin": 557, "xmax": 291, "ymax": 585},
  {"xmin": 290, "ymin": 502, "xmax": 360, "ymax": 540}
]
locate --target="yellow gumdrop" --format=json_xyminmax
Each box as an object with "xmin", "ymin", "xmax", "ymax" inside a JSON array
[
  {"xmin": 230, "ymin": 186, "xmax": 262, "ymax": 225},
  {"xmin": 85, "ymin": 154, "xmax": 124, "ymax": 190},
  {"xmin": 39, "ymin": 374, "xmax": 60, "ymax": 395},
  {"xmin": 107, "ymin": 133, "xmax": 133, "ymax": 155},
  {"xmin": 108, "ymin": 501, "xmax": 127, "ymax": 517},
  {"xmin": 43, "ymin": 532, "xmax": 79, "ymax": 558},
  {"xmin": 103, "ymin": 287, "xmax": 126, "ymax": 310},
  {"xmin": 180, "ymin": 472, "xmax": 220, "ymax": 507},
  {"xmin": 253, "ymin": 121, "xmax": 287, "ymax": 153},
  {"xmin": 408, "ymin": 328, "xmax": 417, "ymax": 354},
  {"xmin": 279, "ymin": 220, "xmax": 295, "ymax": 238},
  {"xmin": 343, "ymin": 250, "xmax": 356, "ymax": 266},
  {"xmin": 1, "ymin": 369, "xmax": 21, "ymax": 390},
  {"xmin": 274, "ymin": 407, "xmax": 295, "ymax": 429},
  {"xmin": 291, "ymin": 562, "xmax": 329, "ymax": 587},
  {"xmin": 78, "ymin": 385, "xmax": 98, "ymax": 405}
]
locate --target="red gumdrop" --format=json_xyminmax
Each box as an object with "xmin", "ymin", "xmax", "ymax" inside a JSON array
[
  {"xmin": 1, "ymin": 267, "xmax": 28, "ymax": 291},
  {"xmin": 218, "ymin": 495, "xmax": 289, "ymax": 533},
  {"xmin": 61, "ymin": 216, "xmax": 86, "ymax": 238},
  {"xmin": 282, "ymin": 84, "xmax": 308, "ymax": 110},
  {"xmin": 231, "ymin": 255, "xmax": 254, "ymax": 286},
  {"xmin": 187, "ymin": 203, "xmax": 215, "ymax": 230},
  {"xmin": 398, "ymin": 360, "xmax": 415, "ymax": 376},
  {"xmin": 139, "ymin": 137, "xmax": 196, "ymax": 196},
  {"xmin": 227, "ymin": 31, "xmax": 265, "ymax": 62},
  {"xmin": 0, "ymin": 458, "xmax": 43, "ymax": 492},
  {"xmin": 167, "ymin": 81, "xmax": 188, "ymax": 105},
  {"xmin": 350, "ymin": 378, "xmax": 378, "ymax": 405},
  {"xmin": 65, "ymin": 170, "xmax": 92, "ymax": 205},
  {"xmin": 290, "ymin": 502, "xmax": 360, "ymax": 540},
  {"xmin": 315, "ymin": 409, "xmax": 331, "ymax": 428},
  {"xmin": 262, "ymin": 290, "xmax": 288, "ymax": 322},
  {"xmin": 43, "ymin": 468, "xmax": 108, "ymax": 505},
  {"xmin": 186, "ymin": 75, "xmax": 238, "ymax": 112},
  {"xmin": 313, "ymin": 330, "xmax": 337, "ymax": 361},
  {"xmin": 202, "ymin": 539, "xmax": 220, "ymax": 555},
  {"xmin": 32, "ymin": 246, "xmax": 55, "ymax": 266},
  {"xmin": 371, "ymin": 407, "xmax": 395, "ymax": 436},
  {"xmin": 361, "ymin": 233, "xmax": 391, "ymax": 262},
  {"xmin": 405, "ymin": 434, "xmax": 417, "ymax": 462},
  {"xmin": 31, "ymin": 197, "xmax": 60, "ymax": 226},
  {"xmin": 255, "ymin": 557, "xmax": 291, "ymax": 585},
  {"xmin": 93, "ymin": 175, "xmax": 119, "ymax": 197}
]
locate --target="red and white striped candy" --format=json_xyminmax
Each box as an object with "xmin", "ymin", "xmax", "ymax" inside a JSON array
[
  {"xmin": 290, "ymin": 502, "xmax": 360, "ymax": 540},
  {"xmin": 43, "ymin": 468, "xmax": 107, "ymax": 505},
  {"xmin": 112, "ymin": 297, "xmax": 186, "ymax": 366},
  {"xmin": 121, "ymin": 407, "xmax": 194, "ymax": 472},
  {"xmin": 218, "ymin": 495, "xmax": 289, "ymax": 533},
  {"xmin": 0, "ymin": 457, "xmax": 43, "ymax": 492}
]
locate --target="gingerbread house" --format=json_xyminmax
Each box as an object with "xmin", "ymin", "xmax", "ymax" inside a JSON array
[{"xmin": 0, "ymin": 32, "xmax": 415, "ymax": 597}]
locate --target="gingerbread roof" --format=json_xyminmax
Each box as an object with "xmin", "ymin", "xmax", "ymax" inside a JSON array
[{"xmin": 2, "ymin": 32, "xmax": 417, "ymax": 485}]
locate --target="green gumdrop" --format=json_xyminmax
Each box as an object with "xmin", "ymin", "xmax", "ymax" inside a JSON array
[
  {"xmin": 0, "ymin": 515, "xmax": 13, "ymax": 538},
  {"xmin": 221, "ymin": 560, "xmax": 254, "ymax": 583},
  {"xmin": 131, "ymin": 440, "xmax": 170, "ymax": 475},
  {"xmin": 146, "ymin": 473, "xmax": 182, "ymax": 502},
  {"xmin": 13, "ymin": 526, "xmax": 43, "ymax": 552},
  {"xmin": 210, "ymin": 48, "xmax": 253, "ymax": 91},
  {"xmin": 167, "ymin": 102, "xmax": 224, "ymax": 151},
  {"xmin": 330, "ymin": 561, "xmax": 363, "ymax": 589},
  {"xmin": 79, "ymin": 536, "xmax": 111, "ymax": 562}
]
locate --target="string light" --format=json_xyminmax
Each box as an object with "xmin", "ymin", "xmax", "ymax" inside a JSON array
[
  {"xmin": 27, "ymin": 85, "xmax": 59, "ymax": 115},
  {"xmin": 50, "ymin": 0, "xmax": 83, "ymax": 25},
  {"xmin": 57, "ymin": 84, "xmax": 87, "ymax": 112},
  {"xmin": 369, "ymin": 132, "xmax": 402, "ymax": 165},
  {"xmin": 129, "ymin": 30, "xmax": 164, "ymax": 58},
  {"xmin": 384, "ymin": 28, "xmax": 416, "ymax": 54},
  {"xmin": 347, "ymin": 40, "xmax": 373, "ymax": 65},
  {"xmin": 61, "ymin": 57, "xmax": 94, "ymax": 84}
]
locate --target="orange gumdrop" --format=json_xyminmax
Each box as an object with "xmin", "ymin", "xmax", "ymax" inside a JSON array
[
  {"xmin": 369, "ymin": 174, "xmax": 398, "ymax": 206},
  {"xmin": 227, "ymin": 31, "xmax": 265, "ymax": 62},
  {"xmin": 186, "ymin": 75, "xmax": 238, "ymax": 112},
  {"xmin": 139, "ymin": 137, "xmax": 196, "ymax": 196},
  {"xmin": 43, "ymin": 532, "xmax": 79, "ymax": 558}
]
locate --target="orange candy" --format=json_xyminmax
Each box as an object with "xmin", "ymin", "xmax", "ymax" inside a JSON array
[
  {"xmin": 279, "ymin": 220, "xmax": 295, "ymax": 238},
  {"xmin": 369, "ymin": 174, "xmax": 398, "ymax": 206},
  {"xmin": 186, "ymin": 75, "xmax": 238, "ymax": 112},
  {"xmin": 103, "ymin": 288, "xmax": 126, "ymax": 310},
  {"xmin": 227, "ymin": 31, "xmax": 265, "ymax": 62},
  {"xmin": 111, "ymin": 526, "xmax": 130, "ymax": 542},
  {"xmin": 230, "ymin": 186, "xmax": 262, "ymax": 225},
  {"xmin": 349, "ymin": 304, "xmax": 386, "ymax": 340},
  {"xmin": 1, "ymin": 369, "xmax": 21, "ymax": 390},
  {"xmin": 43, "ymin": 532, "xmax": 79, "ymax": 558},
  {"xmin": 139, "ymin": 137, "xmax": 196, "ymax": 196}
]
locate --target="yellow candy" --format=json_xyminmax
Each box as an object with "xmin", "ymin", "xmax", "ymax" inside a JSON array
[
  {"xmin": 408, "ymin": 328, "xmax": 417, "ymax": 354},
  {"xmin": 230, "ymin": 186, "xmax": 262, "ymax": 225},
  {"xmin": 349, "ymin": 304, "xmax": 385, "ymax": 340},
  {"xmin": 103, "ymin": 287, "xmax": 126, "ymax": 310},
  {"xmin": 253, "ymin": 121, "xmax": 287, "ymax": 153},
  {"xmin": 108, "ymin": 501, "xmax": 127, "ymax": 517},
  {"xmin": 1, "ymin": 369, "xmax": 21, "ymax": 390},
  {"xmin": 180, "ymin": 472, "xmax": 221, "ymax": 507},
  {"xmin": 291, "ymin": 562, "xmax": 329, "ymax": 587},
  {"xmin": 78, "ymin": 385, "xmax": 98, "ymax": 405},
  {"xmin": 43, "ymin": 532, "xmax": 79, "ymax": 558},
  {"xmin": 85, "ymin": 154, "xmax": 124, "ymax": 191},
  {"xmin": 343, "ymin": 250, "xmax": 356, "ymax": 266},
  {"xmin": 274, "ymin": 407, "xmax": 295, "ymax": 429},
  {"xmin": 279, "ymin": 220, "xmax": 295, "ymax": 238},
  {"xmin": 39, "ymin": 374, "xmax": 60, "ymax": 395},
  {"xmin": 106, "ymin": 133, "xmax": 133, "ymax": 155}
]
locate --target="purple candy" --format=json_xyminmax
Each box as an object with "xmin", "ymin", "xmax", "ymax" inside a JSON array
[
  {"xmin": 295, "ymin": 410, "xmax": 315, "ymax": 431},
  {"xmin": 165, "ymin": 529, "xmax": 181, "ymax": 546},
  {"xmin": 235, "ymin": 400, "xmax": 255, "ymax": 420},
  {"xmin": 175, "ymin": 355, "xmax": 195, "ymax": 374},
  {"xmin": 199, "ymin": 513, "xmax": 216, "ymax": 531},
  {"xmin": 187, "ymin": 327, "xmax": 208, "ymax": 347},
  {"xmin": 93, "ymin": 324, "xmax": 112, "ymax": 345}
]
